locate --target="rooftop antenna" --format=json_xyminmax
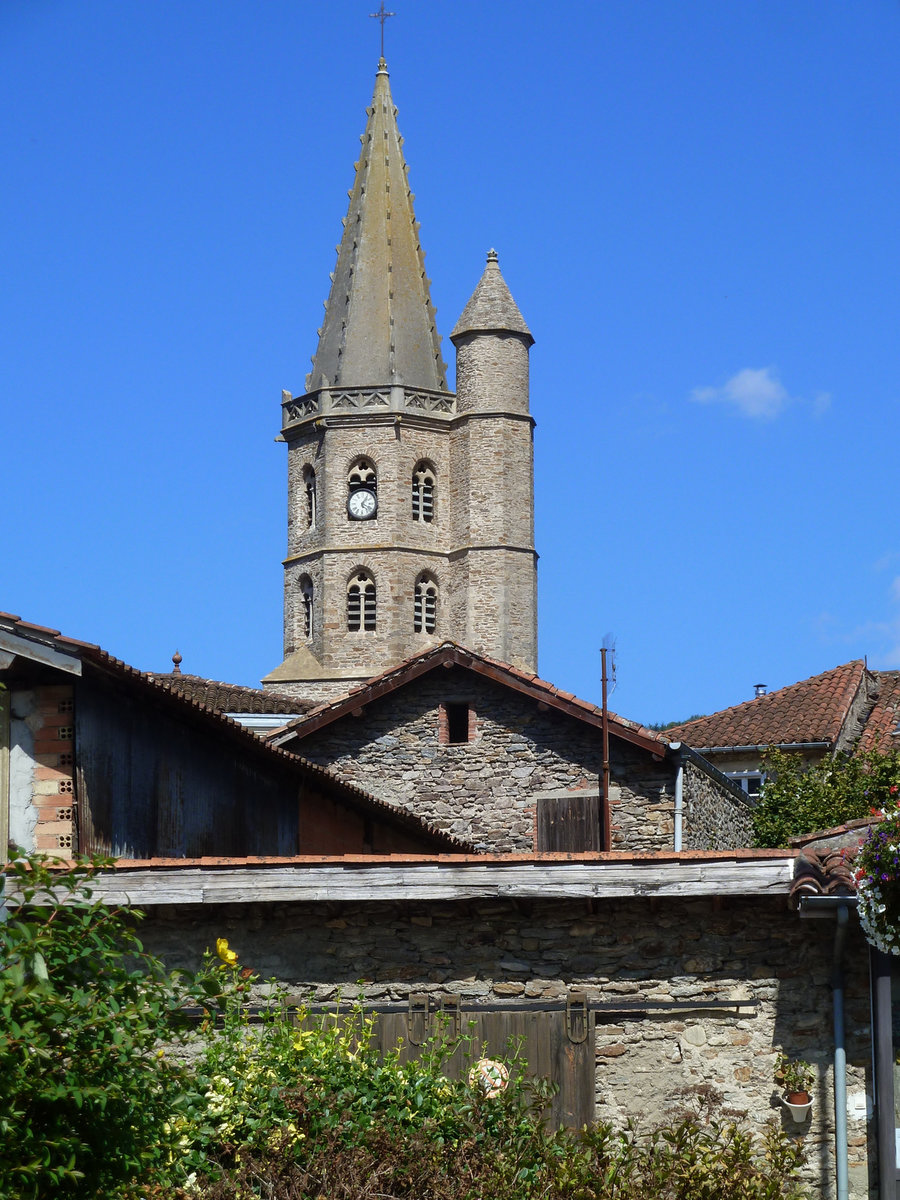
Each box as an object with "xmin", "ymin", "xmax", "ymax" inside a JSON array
[
  {"xmin": 599, "ymin": 634, "xmax": 617, "ymax": 850},
  {"xmin": 602, "ymin": 633, "xmax": 617, "ymax": 695},
  {"xmin": 369, "ymin": 1, "xmax": 396, "ymax": 59}
]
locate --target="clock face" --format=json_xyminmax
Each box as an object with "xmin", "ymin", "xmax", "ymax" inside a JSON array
[{"xmin": 348, "ymin": 487, "xmax": 377, "ymax": 520}]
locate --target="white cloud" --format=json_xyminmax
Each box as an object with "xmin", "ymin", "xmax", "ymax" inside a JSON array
[
  {"xmin": 890, "ymin": 576, "xmax": 900, "ymax": 603},
  {"xmin": 691, "ymin": 367, "xmax": 788, "ymax": 419}
]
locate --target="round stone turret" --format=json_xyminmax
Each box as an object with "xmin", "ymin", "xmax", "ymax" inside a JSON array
[{"xmin": 450, "ymin": 250, "xmax": 533, "ymax": 416}]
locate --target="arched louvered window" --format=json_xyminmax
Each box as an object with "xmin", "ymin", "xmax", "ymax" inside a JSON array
[
  {"xmin": 299, "ymin": 575, "xmax": 313, "ymax": 639},
  {"xmin": 412, "ymin": 462, "xmax": 435, "ymax": 523},
  {"xmin": 347, "ymin": 571, "xmax": 376, "ymax": 632},
  {"xmin": 303, "ymin": 467, "xmax": 316, "ymax": 529},
  {"xmin": 414, "ymin": 574, "xmax": 437, "ymax": 634}
]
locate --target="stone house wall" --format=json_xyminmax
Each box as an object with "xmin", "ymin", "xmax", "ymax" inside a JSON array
[
  {"xmin": 142, "ymin": 894, "xmax": 872, "ymax": 1198},
  {"xmin": 297, "ymin": 668, "xmax": 673, "ymax": 852},
  {"xmin": 682, "ymin": 756, "xmax": 754, "ymax": 849}
]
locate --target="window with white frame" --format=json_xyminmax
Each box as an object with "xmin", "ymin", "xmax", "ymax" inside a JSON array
[{"xmin": 726, "ymin": 771, "xmax": 765, "ymax": 800}]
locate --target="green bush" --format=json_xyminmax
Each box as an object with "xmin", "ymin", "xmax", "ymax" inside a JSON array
[
  {"xmin": 752, "ymin": 746, "xmax": 900, "ymax": 848},
  {"xmin": 0, "ymin": 849, "xmax": 222, "ymax": 1199}
]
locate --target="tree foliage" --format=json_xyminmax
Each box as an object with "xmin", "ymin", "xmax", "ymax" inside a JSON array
[
  {"xmin": 752, "ymin": 746, "xmax": 900, "ymax": 848},
  {"xmin": 0, "ymin": 849, "xmax": 222, "ymax": 1199}
]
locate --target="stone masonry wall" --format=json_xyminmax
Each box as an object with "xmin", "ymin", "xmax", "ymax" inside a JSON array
[
  {"xmin": 298, "ymin": 669, "xmax": 678, "ymax": 852},
  {"xmin": 682, "ymin": 757, "xmax": 754, "ymax": 849},
  {"xmin": 142, "ymin": 895, "xmax": 873, "ymax": 1199}
]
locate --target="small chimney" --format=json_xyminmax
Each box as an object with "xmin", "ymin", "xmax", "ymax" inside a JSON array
[{"xmin": 754, "ymin": 683, "xmax": 767, "ymax": 698}]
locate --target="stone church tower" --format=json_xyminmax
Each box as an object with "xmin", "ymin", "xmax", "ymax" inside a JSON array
[{"xmin": 263, "ymin": 60, "xmax": 537, "ymax": 703}]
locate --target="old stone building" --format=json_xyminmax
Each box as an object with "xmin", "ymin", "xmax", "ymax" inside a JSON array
[{"xmin": 263, "ymin": 59, "xmax": 537, "ymax": 704}]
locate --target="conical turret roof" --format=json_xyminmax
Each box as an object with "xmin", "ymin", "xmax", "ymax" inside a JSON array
[
  {"xmin": 306, "ymin": 60, "xmax": 448, "ymax": 393},
  {"xmin": 450, "ymin": 249, "xmax": 533, "ymax": 344}
]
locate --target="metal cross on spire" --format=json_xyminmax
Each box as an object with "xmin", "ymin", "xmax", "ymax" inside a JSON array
[{"xmin": 369, "ymin": 1, "xmax": 395, "ymax": 59}]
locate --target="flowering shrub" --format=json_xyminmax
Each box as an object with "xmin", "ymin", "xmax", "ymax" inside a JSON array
[
  {"xmin": 180, "ymin": 951, "xmax": 811, "ymax": 1199},
  {"xmin": 855, "ymin": 808, "xmax": 900, "ymax": 954},
  {"xmin": 0, "ymin": 866, "xmax": 812, "ymax": 1200}
]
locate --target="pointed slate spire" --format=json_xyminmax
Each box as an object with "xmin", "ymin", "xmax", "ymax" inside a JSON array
[
  {"xmin": 450, "ymin": 249, "xmax": 533, "ymax": 345},
  {"xmin": 307, "ymin": 59, "xmax": 448, "ymax": 393}
]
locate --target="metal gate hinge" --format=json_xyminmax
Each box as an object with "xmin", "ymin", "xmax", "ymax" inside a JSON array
[
  {"xmin": 407, "ymin": 992, "xmax": 429, "ymax": 1046},
  {"xmin": 566, "ymin": 992, "xmax": 588, "ymax": 1043}
]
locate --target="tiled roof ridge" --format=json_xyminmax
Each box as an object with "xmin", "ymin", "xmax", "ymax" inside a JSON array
[
  {"xmin": 0, "ymin": 610, "xmax": 100, "ymax": 653},
  {"xmin": 857, "ymin": 669, "xmax": 900, "ymax": 754},
  {"xmin": 149, "ymin": 672, "xmax": 309, "ymax": 713},
  {"xmin": 667, "ymin": 660, "xmax": 867, "ymax": 747},
  {"xmin": 0, "ymin": 612, "xmax": 470, "ymax": 853},
  {"xmin": 273, "ymin": 639, "xmax": 667, "ymax": 747}
]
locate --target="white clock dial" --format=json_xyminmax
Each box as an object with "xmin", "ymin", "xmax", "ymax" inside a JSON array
[{"xmin": 348, "ymin": 488, "xmax": 377, "ymax": 519}]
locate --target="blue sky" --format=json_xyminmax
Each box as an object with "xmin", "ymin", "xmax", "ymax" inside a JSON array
[{"xmin": 2, "ymin": 0, "xmax": 899, "ymax": 725}]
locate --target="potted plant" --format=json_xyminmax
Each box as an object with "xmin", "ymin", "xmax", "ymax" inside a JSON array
[{"xmin": 776, "ymin": 1054, "xmax": 814, "ymax": 1120}]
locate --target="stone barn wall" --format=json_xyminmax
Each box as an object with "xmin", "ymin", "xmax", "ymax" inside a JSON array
[{"xmin": 142, "ymin": 894, "xmax": 872, "ymax": 1198}]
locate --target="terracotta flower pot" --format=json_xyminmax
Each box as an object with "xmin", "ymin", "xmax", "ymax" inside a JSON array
[{"xmin": 787, "ymin": 1090, "xmax": 811, "ymax": 1105}]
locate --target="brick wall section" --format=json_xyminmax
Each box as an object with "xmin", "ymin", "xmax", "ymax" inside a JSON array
[
  {"xmin": 29, "ymin": 685, "xmax": 76, "ymax": 853},
  {"xmin": 682, "ymin": 757, "xmax": 754, "ymax": 849},
  {"xmin": 141, "ymin": 895, "xmax": 872, "ymax": 1198},
  {"xmin": 298, "ymin": 670, "xmax": 678, "ymax": 852}
]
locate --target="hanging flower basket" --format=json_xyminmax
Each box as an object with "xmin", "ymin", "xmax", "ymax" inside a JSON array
[{"xmin": 855, "ymin": 807, "xmax": 900, "ymax": 955}]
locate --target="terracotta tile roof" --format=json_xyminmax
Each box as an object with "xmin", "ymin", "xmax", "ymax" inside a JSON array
[
  {"xmin": 787, "ymin": 817, "xmax": 876, "ymax": 906},
  {"xmin": 0, "ymin": 611, "xmax": 472, "ymax": 853},
  {"xmin": 667, "ymin": 661, "xmax": 869, "ymax": 751},
  {"xmin": 148, "ymin": 672, "xmax": 309, "ymax": 716},
  {"xmin": 269, "ymin": 640, "xmax": 668, "ymax": 757},
  {"xmin": 857, "ymin": 670, "xmax": 900, "ymax": 754}
]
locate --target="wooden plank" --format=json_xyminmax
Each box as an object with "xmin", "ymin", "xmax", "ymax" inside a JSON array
[{"xmin": 12, "ymin": 857, "xmax": 794, "ymax": 909}]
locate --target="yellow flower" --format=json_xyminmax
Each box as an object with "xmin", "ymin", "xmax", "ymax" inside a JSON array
[{"xmin": 216, "ymin": 937, "xmax": 239, "ymax": 967}]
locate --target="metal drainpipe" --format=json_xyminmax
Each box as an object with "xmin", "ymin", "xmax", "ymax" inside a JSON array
[
  {"xmin": 669, "ymin": 742, "xmax": 683, "ymax": 851},
  {"xmin": 833, "ymin": 904, "xmax": 850, "ymax": 1200},
  {"xmin": 801, "ymin": 896, "xmax": 853, "ymax": 1200}
]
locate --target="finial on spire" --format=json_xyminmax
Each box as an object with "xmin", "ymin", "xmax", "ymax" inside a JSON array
[
  {"xmin": 171, "ymin": 651, "xmax": 182, "ymax": 675},
  {"xmin": 486, "ymin": 248, "xmax": 499, "ymax": 266},
  {"xmin": 369, "ymin": 2, "xmax": 395, "ymax": 60}
]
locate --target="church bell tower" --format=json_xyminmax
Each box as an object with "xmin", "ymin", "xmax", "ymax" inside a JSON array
[{"xmin": 263, "ymin": 60, "xmax": 538, "ymax": 703}]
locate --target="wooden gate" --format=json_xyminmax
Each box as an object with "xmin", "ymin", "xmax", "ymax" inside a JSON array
[{"xmin": 325, "ymin": 993, "xmax": 595, "ymax": 1130}]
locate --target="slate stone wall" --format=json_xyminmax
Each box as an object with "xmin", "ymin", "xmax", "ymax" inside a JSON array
[{"xmin": 142, "ymin": 895, "xmax": 872, "ymax": 1198}]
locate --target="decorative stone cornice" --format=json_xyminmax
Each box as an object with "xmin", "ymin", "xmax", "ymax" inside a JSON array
[{"xmin": 281, "ymin": 384, "xmax": 456, "ymax": 431}]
